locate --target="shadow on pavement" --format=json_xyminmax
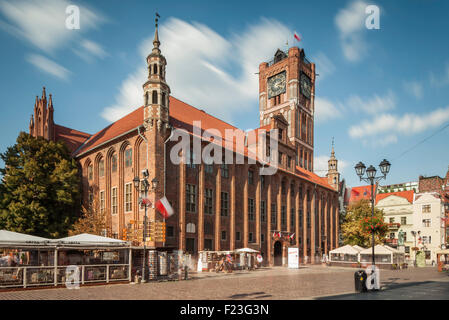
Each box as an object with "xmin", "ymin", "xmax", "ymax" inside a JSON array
[
  {"xmin": 316, "ymin": 280, "xmax": 449, "ymax": 300},
  {"xmin": 228, "ymin": 292, "xmax": 272, "ymax": 299}
]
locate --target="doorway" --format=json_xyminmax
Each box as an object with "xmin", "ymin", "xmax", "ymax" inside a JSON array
[{"xmin": 274, "ymin": 241, "xmax": 283, "ymax": 266}]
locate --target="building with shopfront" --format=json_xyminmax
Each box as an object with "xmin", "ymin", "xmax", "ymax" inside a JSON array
[{"xmin": 27, "ymin": 22, "xmax": 340, "ymax": 266}]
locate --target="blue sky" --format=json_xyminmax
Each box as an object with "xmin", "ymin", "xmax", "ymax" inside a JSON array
[{"xmin": 0, "ymin": 0, "xmax": 448, "ymax": 188}]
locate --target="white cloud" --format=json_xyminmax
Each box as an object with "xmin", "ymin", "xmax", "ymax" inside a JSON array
[
  {"xmin": 345, "ymin": 91, "xmax": 396, "ymax": 115},
  {"xmin": 430, "ymin": 63, "xmax": 449, "ymax": 87},
  {"xmin": 26, "ymin": 54, "xmax": 71, "ymax": 80},
  {"xmin": 314, "ymin": 97, "xmax": 341, "ymax": 123},
  {"xmin": 348, "ymin": 106, "xmax": 449, "ymax": 142},
  {"xmin": 314, "ymin": 155, "xmax": 348, "ymax": 177},
  {"xmin": 335, "ymin": 0, "xmax": 369, "ymax": 62},
  {"xmin": 403, "ymin": 81, "xmax": 423, "ymax": 99},
  {"xmin": 0, "ymin": 0, "xmax": 104, "ymax": 52},
  {"xmin": 74, "ymin": 39, "xmax": 108, "ymax": 62},
  {"xmin": 102, "ymin": 17, "xmax": 292, "ymax": 122},
  {"xmin": 312, "ymin": 52, "xmax": 336, "ymax": 81}
]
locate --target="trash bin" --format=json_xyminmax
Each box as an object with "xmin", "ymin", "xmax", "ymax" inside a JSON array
[{"xmin": 354, "ymin": 270, "xmax": 367, "ymax": 293}]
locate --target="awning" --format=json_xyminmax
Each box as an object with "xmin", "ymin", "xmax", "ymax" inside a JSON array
[
  {"xmin": 235, "ymin": 248, "xmax": 260, "ymax": 253},
  {"xmin": 51, "ymin": 233, "xmax": 128, "ymax": 246},
  {"xmin": 329, "ymin": 244, "xmax": 360, "ymax": 255},
  {"xmin": 0, "ymin": 230, "xmax": 50, "ymax": 245}
]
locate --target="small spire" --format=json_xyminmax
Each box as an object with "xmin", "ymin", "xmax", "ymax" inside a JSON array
[
  {"xmin": 30, "ymin": 114, "xmax": 34, "ymax": 125},
  {"xmin": 48, "ymin": 94, "xmax": 53, "ymax": 109},
  {"xmin": 153, "ymin": 12, "xmax": 161, "ymax": 50},
  {"xmin": 42, "ymin": 86, "xmax": 46, "ymax": 99}
]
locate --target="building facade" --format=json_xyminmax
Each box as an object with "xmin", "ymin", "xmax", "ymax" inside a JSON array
[
  {"xmin": 375, "ymin": 191, "xmax": 414, "ymax": 258},
  {"xmin": 28, "ymin": 23, "xmax": 340, "ymax": 266},
  {"xmin": 412, "ymin": 192, "xmax": 446, "ymax": 263}
]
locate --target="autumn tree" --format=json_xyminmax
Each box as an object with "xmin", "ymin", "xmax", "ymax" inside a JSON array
[
  {"xmin": 341, "ymin": 199, "xmax": 387, "ymax": 247},
  {"xmin": 68, "ymin": 197, "xmax": 109, "ymax": 236},
  {"xmin": 0, "ymin": 132, "xmax": 80, "ymax": 238}
]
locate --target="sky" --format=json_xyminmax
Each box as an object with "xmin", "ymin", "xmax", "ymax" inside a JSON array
[{"xmin": 0, "ymin": 0, "xmax": 448, "ymax": 188}]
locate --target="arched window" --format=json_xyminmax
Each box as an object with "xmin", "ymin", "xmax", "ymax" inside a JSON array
[
  {"xmin": 162, "ymin": 92, "xmax": 166, "ymax": 107},
  {"xmin": 153, "ymin": 64, "xmax": 158, "ymax": 75},
  {"xmin": 145, "ymin": 92, "xmax": 149, "ymax": 105},
  {"xmin": 152, "ymin": 90, "xmax": 158, "ymax": 104}
]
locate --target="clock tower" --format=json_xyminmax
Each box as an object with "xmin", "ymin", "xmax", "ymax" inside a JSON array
[{"xmin": 258, "ymin": 46, "xmax": 316, "ymax": 172}]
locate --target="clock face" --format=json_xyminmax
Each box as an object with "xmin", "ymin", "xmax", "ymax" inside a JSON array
[
  {"xmin": 300, "ymin": 73, "xmax": 312, "ymax": 99},
  {"xmin": 268, "ymin": 71, "xmax": 286, "ymax": 99}
]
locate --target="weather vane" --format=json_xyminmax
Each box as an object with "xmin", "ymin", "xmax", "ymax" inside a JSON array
[{"xmin": 155, "ymin": 12, "xmax": 160, "ymax": 27}]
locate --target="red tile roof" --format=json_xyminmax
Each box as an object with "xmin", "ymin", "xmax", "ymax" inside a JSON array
[
  {"xmin": 348, "ymin": 185, "xmax": 373, "ymax": 203},
  {"xmin": 54, "ymin": 124, "xmax": 91, "ymax": 153},
  {"xmin": 69, "ymin": 96, "xmax": 335, "ymax": 190},
  {"xmin": 375, "ymin": 190, "xmax": 414, "ymax": 204}
]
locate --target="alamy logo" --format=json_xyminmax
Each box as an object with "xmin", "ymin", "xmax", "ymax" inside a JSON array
[
  {"xmin": 365, "ymin": 5, "xmax": 380, "ymax": 30},
  {"xmin": 365, "ymin": 265, "xmax": 380, "ymax": 290},
  {"xmin": 65, "ymin": 5, "xmax": 80, "ymax": 30},
  {"xmin": 65, "ymin": 265, "xmax": 80, "ymax": 289}
]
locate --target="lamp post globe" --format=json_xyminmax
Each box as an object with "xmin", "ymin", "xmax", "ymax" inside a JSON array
[
  {"xmin": 379, "ymin": 159, "xmax": 391, "ymax": 176},
  {"xmin": 355, "ymin": 162, "xmax": 366, "ymax": 178},
  {"xmin": 366, "ymin": 165, "xmax": 377, "ymax": 179}
]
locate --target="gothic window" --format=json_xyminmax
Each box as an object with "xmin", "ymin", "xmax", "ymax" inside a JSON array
[
  {"xmin": 221, "ymin": 164, "xmax": 229, "ymax": 178},
  {"xmin": 281, "ymin": 206, "xmax": 286, "ymax": 227},
  {"xmin": 125, "ymin": 183, "xmax": 132, "ymax": 212},
  {"xmin": 248, "ymin": 170, "xmax": 254, "ymax": 185},
  {"xmin": 125, "ymin": 148, "xmax": 132, "ymax": 167},
  {"xmin": 87, "ymin": 164, "xmax": 93, "ymax": 180},
  {"xmin": 204, "ymin": 222, "xmax": 213, "ymax": 235},
  {"xmin": 111, "ymin": 187, "xmax": 118, "ymax": 215},
  {"xmin": 111, "ymin": 154, "xmax": 117, "ymax": 173},
  {"xmin": 152, "ymin": 90, "xmax": 158, "ymax": 104},
  {"xmin": 99, "ymin": 159, "xmax": 105, "ymax": 177},
  {"xmin": 204, "ymin": 188, "xmax": 213, "ymax": 215},
  {"xmin": 271, "ymin": 203, "xmax": 277, "ymax": 225},
  {"xmin": 261, "ymin": 200, "xmax": 266, "ymax": 222}
]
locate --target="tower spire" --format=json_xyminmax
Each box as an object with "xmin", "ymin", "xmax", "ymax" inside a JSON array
[
  {"xmin": 331, "ymin": 137, "xmax": 335, "ymax": 158},
  {"xmin": 153, "ymin": 12, "xmax": 161, "ymax": 51}
]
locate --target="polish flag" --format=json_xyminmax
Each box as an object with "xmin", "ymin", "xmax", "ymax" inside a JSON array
[
  {"xmin": 141, "ymin": 198, "xmax": 152, "ymax": 207},
  {"xmin": 289, "ymin": 233, "xmax": 295, "ymax": 240},
  {"xmin": 294, "ymin": 31, "xmax": 301, "ymax": 42},
  {"xmin": 155, "ymin": 196, "xmax": 174, "ymax": 219}
]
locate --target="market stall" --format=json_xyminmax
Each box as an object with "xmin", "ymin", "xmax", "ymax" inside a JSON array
[
  {"xmin": 329, "ymin": 245, "xmax": 361, "ymax": 267},
  {"xmin": 359, "ymin": 245, "xmax": 405, "ymax": 269},
  {"xmin": 235, "ymin": 248, "xmax": 260, "ymax": 270},
  {"xmin": 197, "ymin": 250, "xmax": 236, "ymax": 272},
  {"xmin": 0, "ymin": 230, "xmax": 132, "ymax": 289}
]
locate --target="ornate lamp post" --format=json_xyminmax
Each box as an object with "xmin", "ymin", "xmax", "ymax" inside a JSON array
[
  {"xmin": 133, "ymin": 171, "xmax": 158, "ymax": 283},
  {"xmin": 354, "ymin": 159, "xmax": 391, "ymax": 267}
]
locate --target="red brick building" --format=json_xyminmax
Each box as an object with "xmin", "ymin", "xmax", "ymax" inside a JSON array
[{"xmin": 28, "ymin": 24, "xmax": 340, "ymax": 266}]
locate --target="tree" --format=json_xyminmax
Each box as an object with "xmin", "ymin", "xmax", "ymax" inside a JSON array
[
  {"xmin": 0, "ymin": 132, "xmax": 80, "ymax": 238},
  {"xmin": 68, "ymin": 198, "xmax": 108, "ymax": 236},
  {"xmin": 341, "ymin": 199, "xmax": 387, "ymax": 247}
]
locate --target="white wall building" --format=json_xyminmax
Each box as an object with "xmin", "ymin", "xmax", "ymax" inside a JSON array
[
  {"xmin": 412, "ymin": 192, "xmax": 446, "ymax": 264},
  {"xmin": 376, "ymin": 191, "xmax": 414, "ymax": 259}
]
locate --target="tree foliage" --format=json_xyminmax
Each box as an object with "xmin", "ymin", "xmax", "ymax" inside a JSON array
[
  {"xmin": 69, "ymin": 198, "xmax": 108, "ymax": 236},
  {"xmin": 0, "ymin": 132, "xmax": 80, "ymax": 238},
  {"xmin": 341, "ymin": 199, "xmax": 387, "ymax": 247}
]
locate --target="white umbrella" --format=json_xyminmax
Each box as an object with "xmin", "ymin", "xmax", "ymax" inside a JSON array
[{"xmin": 235, "ymin": 248, "xmax": 259, "ymax": 253}]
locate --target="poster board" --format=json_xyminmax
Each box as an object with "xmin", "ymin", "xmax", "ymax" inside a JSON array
[{"xmin": 288, "ymin": 247, "xmax": 299, "ymax": 269}]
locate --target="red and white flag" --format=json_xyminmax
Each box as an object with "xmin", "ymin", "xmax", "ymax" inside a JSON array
[
  {"xmin": 155, "ymin": 196, "xmax": 174, "ymax": 219},
  {"xmin": 141, "ymin": 198, "xmax": 152, "ymax": 208},
  {"xmin": 289, "ymin": 233, "xmax": 295, "ymax": 240},
  {"xmin": 294, "ymin": 31, "xmax": 301, "ymax": 42}
]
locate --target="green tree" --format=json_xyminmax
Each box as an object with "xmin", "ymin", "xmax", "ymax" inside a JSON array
[
  {"xmin": 0, "ymin": 132, "xmax": 80, "ymax": 238},
  {"xmin": 341, "ymin": 199, "xmax": 387, "ymax": 247}
]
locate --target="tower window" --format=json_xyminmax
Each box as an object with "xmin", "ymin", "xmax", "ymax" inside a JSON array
[
  {"xmin": 153, "ymin": 64, "xmax": 158, "ymax": 75},
  {"xmin": 162, "ymin": 92, "xmax": 166, "ymax": 107},
  {"xmin": 152, "ymin": 90, "xmax": 158, "ymax": 104}
]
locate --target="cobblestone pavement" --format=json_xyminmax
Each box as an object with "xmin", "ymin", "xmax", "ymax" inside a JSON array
[{"xmin": 0, "ymin": 265, "xmax": 447, "ymax": 300}]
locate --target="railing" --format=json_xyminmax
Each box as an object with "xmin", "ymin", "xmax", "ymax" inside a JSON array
[
  {"xmin": 387, "ymin": 223, "xmax": 401, "ymax": 230},
  {"xmin": 0, "ymin": 264, "xmax": 129, "ymax": 289}
]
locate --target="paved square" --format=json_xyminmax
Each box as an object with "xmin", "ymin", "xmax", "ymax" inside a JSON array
[{"xmin": 0, "ymin": 266, "xmax": 447, "ymax": 300}]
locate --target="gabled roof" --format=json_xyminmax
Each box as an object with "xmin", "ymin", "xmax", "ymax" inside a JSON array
[
  {"xmin": 376, "ymin": 190, "xmax": 414, "ymax": 205},
  {"xmin": 0, "ymin": 230, "xmax": 50, "ymax": 243},
  {"xmin": 54, "ymin": 124, "xmax": 91, "ymax": 154},
  {"xmin": 69, "ymin": 96, "xmax": 336, "ymax": 191}
]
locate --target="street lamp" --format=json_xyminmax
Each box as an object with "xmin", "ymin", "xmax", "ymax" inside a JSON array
[
  {"xmin": 411, "ymin": 230, "xmax": 421, "ymax": 267},
  {"xmin": 354, "ymin": 159, "xmax": 391, "ymax": 268}
]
